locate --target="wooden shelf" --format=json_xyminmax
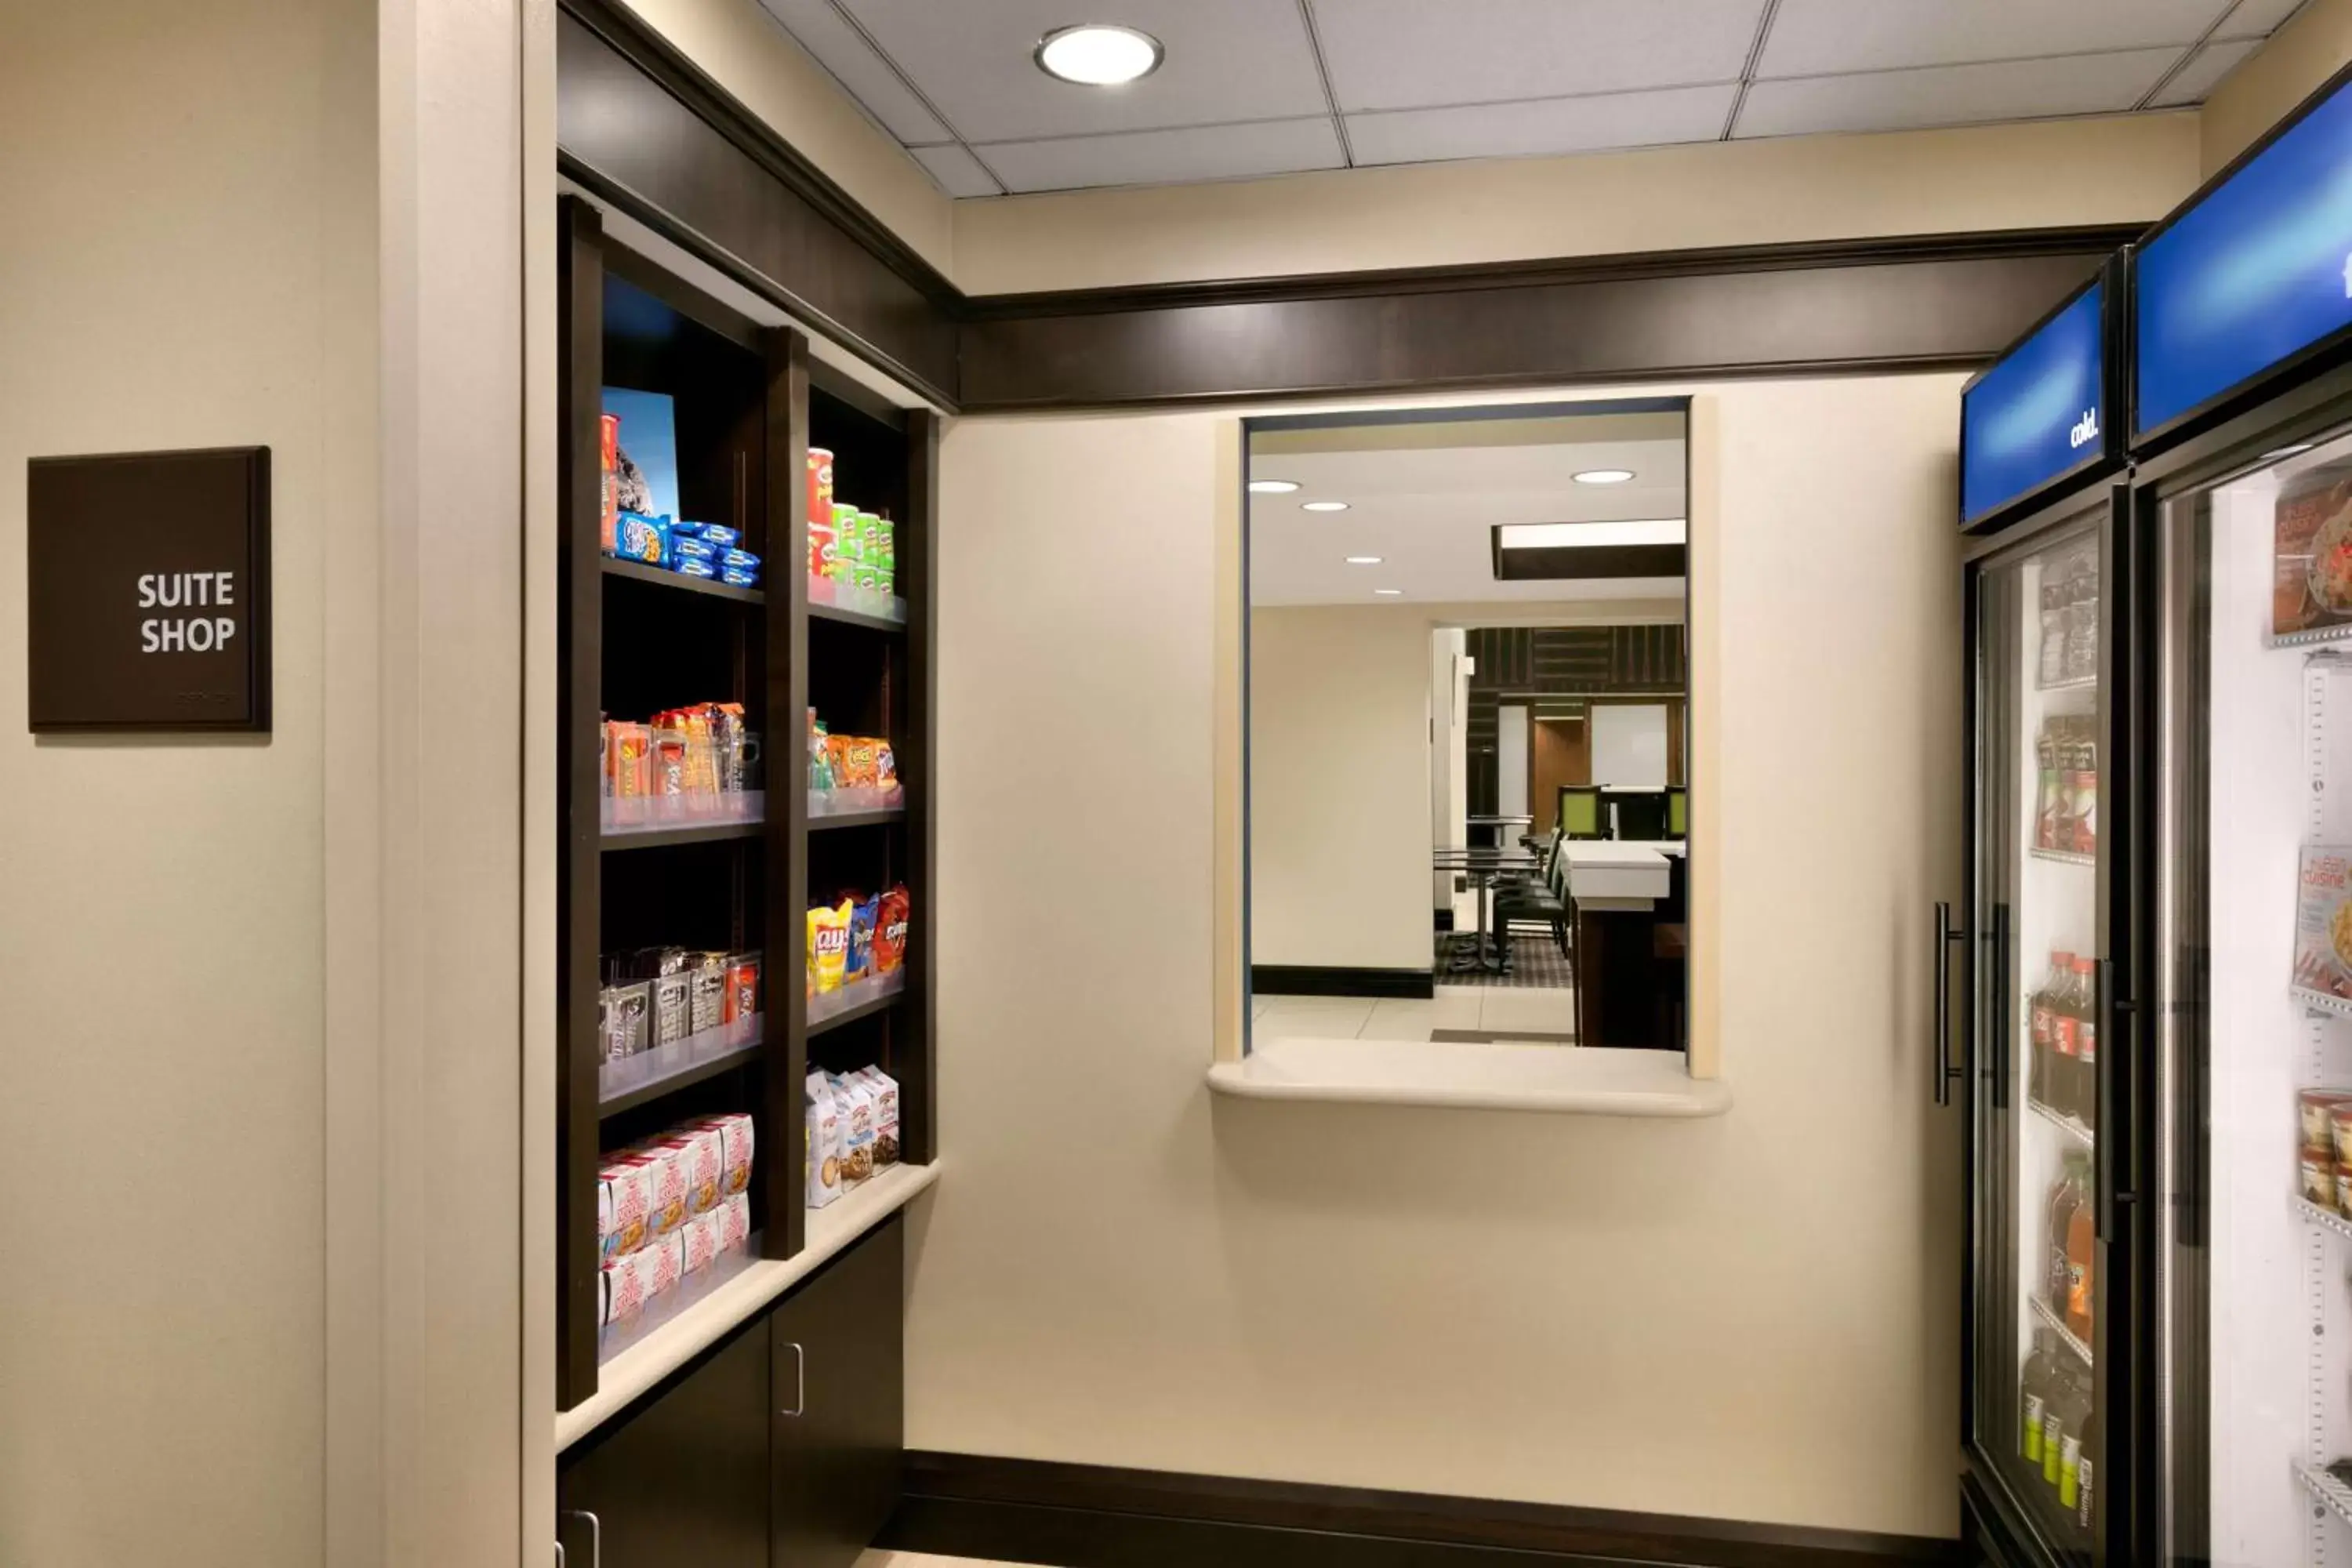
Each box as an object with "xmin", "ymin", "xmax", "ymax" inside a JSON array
[
  {"xmin": 599, "ymin": 1018, "xmax": 766, "ymax": 1118},
  {"xmin": 601, "ymin": 819, "xmax": 763, "ymax": 852},
  {"xmin": 808, "ymin": 808, "xmax": 905, "ymax": 831},
  {"xmin": 808, "ymin": 982, "xmax": 905, "ymax": 1039},
  {"xmin": 601, "ymin": 554, "xmax": 764, "ymax": 604},
  {"xmin": 808, "ymin": 599, "xmax": 906, "ymax": 633}
]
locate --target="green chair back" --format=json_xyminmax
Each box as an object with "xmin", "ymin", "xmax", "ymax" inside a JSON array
[
  {"xmin": 1666, "ymin": 787, "xmax": 1689, "ymax": 839},
  {"xmin": 1557, "ymin": 786, "xmax": 1602, "ymax": 840}
]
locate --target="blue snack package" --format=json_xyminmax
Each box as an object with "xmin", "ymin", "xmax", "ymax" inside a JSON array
[
  {"xmin": 845, "ymin": 896, "xmax": 878, "ymax": 982},
  {"xmin": 673, "ymin": 558, "xmax": 718, "ymax": 579},
  {"xmin": 720, "ymin": 566, "xmax": 759, "ymax": 589},
  {"xmin": 615, "ymin": 510, "xmax": 668, "ymax": 565},
  {"xmin": 671, "ymin": 535, "xmax": 719, "ymax": 564},
  {"xmin": 693, "ymin": 524, "xmax": 740, "ymax": 549},
  {"xmin": 719, "ymin": 548, "xmax": 761, "ymax": 573}
]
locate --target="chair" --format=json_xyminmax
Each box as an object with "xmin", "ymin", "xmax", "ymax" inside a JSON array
[
  {"xmin": 1665, "ymin": 787, "xmax": 1688, "ymax": 840},
  {"xmin": 1613, "ymin": 789, "xmax": 1668, "ymax": 842},
  {"xmin": 1556, "ymin": 785, "xmax": 1604, "ymax": 840},
  {"xmin": 1493, "ymin": 826, "xmax": 1570, "ymax": 971}
]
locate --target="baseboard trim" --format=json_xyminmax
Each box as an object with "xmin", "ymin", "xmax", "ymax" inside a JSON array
[
  {"xmin": 1251, "ymin": 965, "xmax": 1434, "ymax": 1000},
  {"xmin": 882, "ymin": 1453, "xmax": 1964, "ymax": 1568}
]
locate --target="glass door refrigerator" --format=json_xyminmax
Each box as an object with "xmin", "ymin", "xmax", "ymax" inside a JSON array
[
  {"xmin": 1958, "ymin": 258, "xmax": 2139, "ymax": 1568},
  {"xmin": 2134, "ymin": 62, "xmax": 2352, "ymax": 1568}
]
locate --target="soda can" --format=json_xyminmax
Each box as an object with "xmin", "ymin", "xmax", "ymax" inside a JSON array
[{"xmin": 877, "ymin": 517, "xmax": 896, "ymax": 596}]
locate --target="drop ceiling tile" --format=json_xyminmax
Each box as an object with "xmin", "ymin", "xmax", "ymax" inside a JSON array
[
  {"xmin": 1346, "ymin": 84, "xmax": 1739, "ymax": 165},
  {"xmin": 1308, "ymin": 0, "xmax": 1765, "ymax": 112},
  {"xmin": 1758, "ymin": 0, "xmax": 2222, "ymax": 77},
  {"xmin": 757, "ymin": 0, "xmax": 950, "ymax": 143},
  {"xmin": 1735, "ymin": 49, "xmax": 2178, "ymax": 139},
  {"xmin": 978, "ymin": 118, "xmax": 1345, "ymax": 193},
  {"xmin": 2214, "ymin": 0, "xmax": 2311, "ymax": 37},
  {"xmin": 909, "ymin": 143, "xmax": 1004, "ymax": 197},
  {"xmin": 2150, "ymin": 38, "xmax": 2263, "ymax": 106},
  {"xmin": 839, "ymin": 0, "xmax": 1328, "ymax": 143}
]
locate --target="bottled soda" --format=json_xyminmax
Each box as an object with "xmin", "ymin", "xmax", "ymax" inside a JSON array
[
  {"xmin": 2030, "ymin": 953, "xmax": 2070, "ymax": 1112},
  {"xmin": 2048, "ymin": 956, "xmax": 2083, "ymax": 1123},
  {"xmin": 2020, "ymin": 1327, "xmax": 2056, "ymax": 1464},
  {"xmin": 2071, "ymin": 955, "xmax": 2098, "ymax": 1131}
]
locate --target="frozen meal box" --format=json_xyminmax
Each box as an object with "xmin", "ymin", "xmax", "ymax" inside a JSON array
[{"xmin": 2293, "ymin": 847, "xmax": 2352, "ymax": 1000}]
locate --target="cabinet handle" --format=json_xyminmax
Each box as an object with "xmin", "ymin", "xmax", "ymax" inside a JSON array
[
  {"xmin": 1930, "ymin": 901, "xmax": 1965, "ymax": 1107},
  {"xmin": 555, "ymin": 1546, "xmax": 565, "ymax": 1568},
  {"xmin": 561, "ymin": 1510, "xmax": 601, "ymax": 1568},
  {"xmin": 780, "ymin": 1339, "xmax": 805, "ymax": 1417}
]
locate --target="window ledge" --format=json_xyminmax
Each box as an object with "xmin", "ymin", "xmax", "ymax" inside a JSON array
[{"xmin": 1207, "ymin": 1037, "xmax": 1730, "ymax": 1117}]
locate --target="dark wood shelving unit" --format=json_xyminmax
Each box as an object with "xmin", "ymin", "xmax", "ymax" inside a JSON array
[
  {"xmin": 556, "ymin": 196, "xmax": 937, "ymax": 1414},
  {"xmin": 601, "ymin": 554, "xmax": 766, "ymax": 604}
]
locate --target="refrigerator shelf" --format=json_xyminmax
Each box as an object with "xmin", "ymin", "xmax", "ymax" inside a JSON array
[
  {"xmin": 2293, "ymin": 1458, "xmax": 2352, "ymax": 1529},
  {"xmin": 2030, "ymin": 1294, "xmax": 2092, "ymax": 1367},
  {"xmin": 2026, "ymin": 1097, "xmax": 2095, "ymax": 1149},
  {"xmin": 2293, "ymin": 985, "xmax": 2352, "ymax": 1021},
  {"xmin": 2296, "ymin": 1196, "xmax": 2352, "ymax": 1243},
  {"xmin": 2034, "ymin": 673, "xmax": 2099, "ymax": 692},
  {"xmin": 2027, "ymin": 847, "xmax": 2097, "ymax": 866},
  {"xmin": 2273, "ymin": 622, "xmax": 2352, "ymax": 652}
]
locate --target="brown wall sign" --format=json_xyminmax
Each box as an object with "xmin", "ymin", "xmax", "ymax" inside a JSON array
[{"xmin": 27, "ymin": 446, "xmax": 270, "ymax": 732}]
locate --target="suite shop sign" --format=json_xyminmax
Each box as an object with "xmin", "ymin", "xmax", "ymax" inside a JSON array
[{"xmin": 27, "ymin": 447, "xmax": 270, "ymax": 732}]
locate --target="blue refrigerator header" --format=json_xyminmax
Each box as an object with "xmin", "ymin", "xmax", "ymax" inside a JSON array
[
  {"xmin": 1962, "ymin": 277, "xmax": 2111, "ymax": 528},
  {"xmin": 2136, "ymin": 67, "xmax": 2352, "ymax": 441}
]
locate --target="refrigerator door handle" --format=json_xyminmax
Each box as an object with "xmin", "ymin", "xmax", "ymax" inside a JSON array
[
  {"xmin": 2096, "ymin": 956, "xmax": 2133, "ymax": 1243},
  {"xmin": 1933, "ymin": 901, "xmax": 1966, "ymax": 1106}
]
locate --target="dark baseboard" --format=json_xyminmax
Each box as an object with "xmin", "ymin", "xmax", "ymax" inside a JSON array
[
  {"xmin": 884, "ymin": 1453, "xmax": 1967, "ymax": 1568},
  {"xmin": 1251, "ymin": 966, "xmax": 1434, "ymax": 1000}
]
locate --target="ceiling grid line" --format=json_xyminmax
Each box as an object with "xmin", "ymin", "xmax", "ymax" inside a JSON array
[
  {"xmin": 815, "ymin": 0, "xmax": 1013, "ymax": 195},
  {"xmin": 1721, "ymin": 0, "xmax": 1783, "ymax": 140},
  {"xmin": 1296, "ymin": 0, "xmax": 1356, "ymax": 167},
  {"xmin": 2134, "ymin": 0, "xmax": 2251, "ymax": 109}
]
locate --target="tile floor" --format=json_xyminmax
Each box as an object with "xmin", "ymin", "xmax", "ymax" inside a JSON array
[{"xmin": 1250, "ymin": 983, "xmax": 1575, "ymax": 1042}]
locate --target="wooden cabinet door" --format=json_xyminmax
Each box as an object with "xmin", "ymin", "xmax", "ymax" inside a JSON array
[
  {"xmin": 559, "ymin": 1320, "xmax": 771, "ymax": 1568},
  {"xmin": 771, "ymin": 1218, "xmax": 904, "ymax": 1568}
]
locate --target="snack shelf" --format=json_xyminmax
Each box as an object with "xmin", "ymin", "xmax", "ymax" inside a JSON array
[
  {"xmin": 2030, "ymin": 1294, "xmax": 2093, "ymax": 1366},
  {"xmin": 601, "ymin": 554, "xmax": 764, "ymax": 605},
  {"xmin": 2027, "ymin": 1096, "xmax": 2096, "ymax": 1149},
  {"xmin": 600, "ymin": 1014, "xmax": 766, "ymax": 1119},
  {"xmin": 2028, "ymin": 847, "xmax": 2097, "ymax": 866},
  {"xmin": 2296, "ymin": 985, "xmax": 2352, "ymax": 1021},
  {"xmin": 597, "ymin": 1226, "xmax": 766, "ymax": 1369},
  {"xmin": 2298, "ymin": 1195, "xmax": 2352, "ymax": 1243},
  {"xmin": 809, "ymin": 808, "xmax": 905, "ymax": 832},
  {"xmin": 808, "ymin": 784, "xmax": 905, "ymax": 818},
  {"xmin": 807, "ymin": 598, "xmax": 907, "ymax": 633},
  {"xmin": 2293, "ymin": 1457, "xmax": 2352, "ymax": 1528},
  {"xmin": 808, "ymin": 971, "xmax": 906, "ymax": 1037},
  {"xmin": 601, "ymin": 819, "xmax": 764, "ymax": 852}
]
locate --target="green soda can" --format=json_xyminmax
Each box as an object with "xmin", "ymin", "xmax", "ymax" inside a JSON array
[{"xmin": 854, "ymin": 510, "xmax": 883, "ymax": 590}]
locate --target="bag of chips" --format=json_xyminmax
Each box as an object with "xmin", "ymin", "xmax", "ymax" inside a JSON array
[
  {"xmin": 874, "ymin": 885, "xmax": 909, "ymax": 975},
  {"xmin": 808, "ymin": 900, "xmax": 852, "ymax": 993},
  {"xmin": 845, "ymin": 895, "xmax": 877, "ymax": 985}
]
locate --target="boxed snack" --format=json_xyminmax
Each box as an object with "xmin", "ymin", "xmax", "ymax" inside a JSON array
[
  {"xmin": 689, "ymin": 953, "xmax": 729, "ymax": 1034},
  {"xmin": 806, "ymin": 1071, "xmax": 845, "ymax": 1209},
  {"xmin": 650, "ymin": 1123, "xmax": 725, "ymax": 1214},
  {"xmin": 832, "ymin": 1071, "xmax": 876, "ymax": 1187},
  {"xmin": 599, "ymin": 414, "xmax": 621, "ymax": 555},
  {"xmin": 2293, "ymin": 847, "xmax": 2352, "ymax": 1000},
  {"xmin": 598, "ymin": 1157, "xmax": 656, "ymax": 1261},
  {"xmin": 874, "ymin": 885, "xmax": 909, "ymax": 975},
  {"xmin": 724, "ymin": 952, "xmax": 761, "ymax": 1022},
  {"xmin": 694, "ymin": 1109, "xmax": 755, "ymax": 1197},
  {"xmin": 602, "ymin": 1231, "xmax": 684, "ymax": 1324},
  {"xmin": 615, "ymin": 510, "xmax": 668, "ymax": 566},
  {"xmin": 651, "ymin": 971, "xmax": 691, "ymax": 1047},
  {"xmin": 603, "ymin": 981, "xmax": 651, "ymax": 1060},
  {"xmin": 855, "ymin": 1064, "xmax": 901, "ymax": 1167},
  {"xmin": 623, "ymin": 1143, "xmax": 690, "ymax": 1241},
  {"xmin": 809, "ymin": 902, "xmax": 851, "ymax": 993},
  {"xmin": 713, "ymin": 1190, "xmax": 750, "ymax": 1250}
]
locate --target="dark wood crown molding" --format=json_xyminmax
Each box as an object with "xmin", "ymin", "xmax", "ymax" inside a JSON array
[{"xmin": 556, "ymin": 0, "xmax": 2140, "ymax": 415}]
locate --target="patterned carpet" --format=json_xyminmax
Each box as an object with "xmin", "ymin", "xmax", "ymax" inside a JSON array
[{"xmin": 1435, "ymin": 923, "xmax": 1573, "ymax": 989}]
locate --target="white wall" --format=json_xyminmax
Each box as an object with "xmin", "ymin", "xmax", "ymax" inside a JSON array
[
  {"xmin": 1592, "ymin": 703, "xmax": 1669, "ymax": 787},
  {"xmin": 0, "ymin": 4, "xmax": 369, "ymax": 1562},
  {"xmin": 2202, "ymin": 0, "xmax": 2352, "ymax": 174},
  {"xmin": 1249, "ymin": 604, "xmax": 1434, "ymax": 973},
  {"xmin": 921, "ymin": 376, "xmax": 1962, "ymax": 1535},
  {"xmin": 1430, "ymin": 629, "xmax": 1466, "ymax": 916}
]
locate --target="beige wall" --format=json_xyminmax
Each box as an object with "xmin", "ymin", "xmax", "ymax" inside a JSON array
[
  {"xmin": 952, "ymin": 114, "xmax": 2199, "ymax": 294},
  {"xmin": 1249, "ymin": 605, "xmax": 1433, "ymax": 973},
  {"xmin": 918, "ymin": 372, "xmax": 1964, "ymax": 1534},
  {"xmin": 615, "ymin": 0, "xmax": 955, "ymax": 278},
  {"xmin": 0, "ymin": 3, "xmax": 372, "ymax": 1563},
  {"xmin": 2203, "ymin": 0, "xmax": 2352, "ymax": 174}
]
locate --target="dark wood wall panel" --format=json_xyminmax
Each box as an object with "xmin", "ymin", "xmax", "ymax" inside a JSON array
[
  {"xmin": 557, "ymin": 5, "xmax": 959, "ymax": 406},
  {"xmin": 959, "ymin": 239, "xmax": 2129, "ymax": 410}
]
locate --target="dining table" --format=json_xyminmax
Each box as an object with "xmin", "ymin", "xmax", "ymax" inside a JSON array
[{"xmin": 1432, "ymin": 844, "xmax": 1542, "ymax": 975}]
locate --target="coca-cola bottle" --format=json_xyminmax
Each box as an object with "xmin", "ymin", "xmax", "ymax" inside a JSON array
[
  {"xmin": 2049, "ymin": 953, "xmax": 2083, "ymax": 1122},
  {"xmin": 2071, "ymin": 954, "xmax": 2098, "ymax": 1131},
  {"xmin": 2029, "ymin": 953, "xmax": 2068, "ymax": 1110}
]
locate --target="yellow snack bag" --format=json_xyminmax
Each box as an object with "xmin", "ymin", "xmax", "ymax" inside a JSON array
[{"xmin": 808, "ymin": 900, "xmax": 853, "ymax": 993}]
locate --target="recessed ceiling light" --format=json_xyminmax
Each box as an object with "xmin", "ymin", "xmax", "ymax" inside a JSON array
[
  {"xmin": 1498, "ymin": 520, "xmax": 1686, "ymax": 550},
  {"xmin": 1247, "ymin": 478, "xmax": 1300, "ymax": 494},
  {"xmin": 1373, "ymin": 588, "xmax": 1403, "ymax": 596},
  {"xmin": 1573, "ymin": 469, "xmax": 1635, "ymax": 485},
  {"xmin": 1035, "ymin": 24, "xmax": 1163, "ymax": 86},
  {"xmin": 1345, "ymin": 555, "xmax": 1383, "ymax": 564},
  {"xmin": 1301, "ymin": 500, "xmax": 1349, "ymax": 512}
]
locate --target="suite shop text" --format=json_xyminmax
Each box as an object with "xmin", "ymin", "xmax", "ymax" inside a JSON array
[{"xmin": 136, "ymin": 571, "xmax": 241, "ymax": 653}]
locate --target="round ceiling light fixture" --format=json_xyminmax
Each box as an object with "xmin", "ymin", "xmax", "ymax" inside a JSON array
[
  {"xmin": 1035, "ymin": 24, "xmax": 1164, "ymax": 86},
  {"xmin": 1573, "ymin": 468, "xmax": 1635, "ymax": 485},
  {"xmin": 1247, "ymin": 478, "xmax": 1301, "ymax": 494},
  {"xmin": 1301, "ymin": 499, "xmax": 1349, "ymax": 512}
]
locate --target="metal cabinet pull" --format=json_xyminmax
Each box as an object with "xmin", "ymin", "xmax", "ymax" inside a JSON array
[
  {"xmin": 560, "ymin": 1510, "xmax": 601, "ymax": 1568},
  {"xmin": 780, "ymin": 1340, "xmax": 805, "ymax": 1417}
]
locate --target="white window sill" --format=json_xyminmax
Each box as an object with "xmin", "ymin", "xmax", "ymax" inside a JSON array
[{"xmin": 1207, "ymin": 1036, "xmax": 1730, "ymax": 1117}]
